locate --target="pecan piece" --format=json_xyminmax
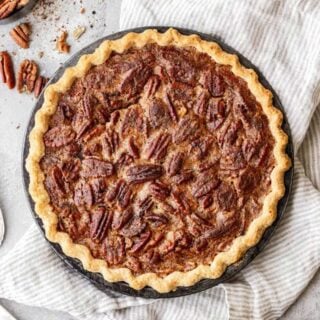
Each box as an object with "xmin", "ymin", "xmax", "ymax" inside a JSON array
[
  {"xmin": 137, "ymin": 196, "xmax": 154, "ymax": 214},
  {"xmin": 50, "ymin": 165, "xmax": 66, "ymax": 195},
  {"xmin": 148, "ymin": 98, "xmax": 170, "ymax": 128},
  {"xmin": 193, "ymin": 91, "xmax": 208, "ymax": 117},
  {"xmin": 190, "ymin": 137, "xmax": 213, "ymax": 160},
  {"xmin": 145, "ymin": 133, "xmax": 171, "ymax": 160},
  {"xmin": 149, "ymin": 181, "xmax": 171, "ymax": 200},
  {"xmin": 74, "ymin": 180, "xmax": 93, "ymax": 207},
  {"xmin": 217, "ymin": 183, "xmax": 237, "ymax": 211},
  {"xmin": 172, "ymin": 170, "xmax": 194, "ymax": 185},
  {"xmin": 144, "ymin": 75, "xmax": 160, "ymax": 97},
  {"xmin": 126, "ymin": 164, "xmax": 163, "ymax": 184},
  {"xmin": 201, "ymin": 69, "xmax": 225, "ymax": 97},
  {"xmin": 0, "ymin": 0, "xmax": 17, "ymax": 19},
  {"xmin": 145, "ymin": 214, "xmax": 168, "ymax": 225},
  {"xmin": 17, "ymin": 59, "xmax": 38, "ymax": 93},
  {"xmin": 120, "ymin": 217, "xmax": 147, "ymax": 237},
  {"xmin": 106, "ymin": 179, "xmax": 132, "ymax": 209},
  {"xmin": 34, "ymin": 75, "xmax": 48, "ymax": 98},
  {"xmin": 164, "ymin": 92, "xmax": 178, "ymax": 122},
  {"xmin": 104, "ymin": 236, "xmax": 125, "ymax": 265},
  {"xmin": 128, "ymin": 137, "xmax": 140, "ymax": 159},
  {"xmin": 173, "ymin": 117, "xmax": 199, "ymax": 144},
  {"xmin": 90, "ymin": 178, "xmax": 106, "ymax": 204},
  {"xmin": 131, "ymin": 230, "xmax": 152, "ymax": 253},
  {"xmin": 192, "ymin": 174, "xmax": 220, "ymax": 198},
  {"xmin": 116, "ymin": 152, "xmax": 134, "ymax": 169},
  {"xmin": 10, "ymin": 23, "xmax": 31, "ymax": 49},
  {"xmin": 44, "ymin": 125, "xmax": 75, "ymax": 149},
  {"xmin": 81, "ymin": 158, "xmax": 113, "ymax": 178},
  {"xmin": 56, "ymin": 31, "xmax": 70, "ymax": 54},
  {"xmin": 0, "ymin": 51, "xmax": 15, "ymax": 89},
  {"xmin": 172, "ymin": 191, "xmax": 191, "ymax": 214},
  {"xmin": 61, "ymin": 158, "xmax": 80, "ymax": 182},
  {"xmin": 101, "ymin": 130, "xmax": 119, "ymax": 158},
  {"xmin": 167, "ymin": 152, "xmax": 184, "ymax": 177},
  {"xmin": 90, "ymin": 207, "xmax": 113, "ymax": 242},
  {"xmin": 112, "ymin": 207, "xmax": 134, "ymax": 230}
]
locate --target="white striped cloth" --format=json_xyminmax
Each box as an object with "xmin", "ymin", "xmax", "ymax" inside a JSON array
[{"xmin": 1, "ymin": 0, "xmax": 320, "ymax": 319}]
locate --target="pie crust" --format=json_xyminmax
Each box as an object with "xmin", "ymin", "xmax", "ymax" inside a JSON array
[{"xmin": 26, "ymin": 28, "xmax": 291, "ymax": 293}]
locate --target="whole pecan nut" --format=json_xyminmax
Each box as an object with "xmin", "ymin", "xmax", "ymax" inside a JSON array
[
  {"xmin": 17, "ymin": 59, "xmax": 38, "ymax": 93},
  {"xmin": 10, "ymin": 23, "xmax": 31, "ymax": 49},
  {"xmin": 0, "ymin": 51, "xmax": 15, "ymax": 89}
]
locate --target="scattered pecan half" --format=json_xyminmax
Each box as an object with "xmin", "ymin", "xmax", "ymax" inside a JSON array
[
  {"xmin": 17, "ymin": 59, "xmax": 38, "ymax": 93},
  {"xmin": 0, "ymin": 51, "xmax": 15, "ymax": 89},
  {"xmin": 10, "ymin": 23, "xmax": 31, "ymax": 49},
  {"xmin": 167, "ymin": 152, "xmax": 184, "ymax": 177}
]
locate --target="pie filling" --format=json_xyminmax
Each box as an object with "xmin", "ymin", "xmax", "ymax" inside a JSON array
[{"xmin": 40, "ymin": 44, "xmax": 275, "ymax": 277}]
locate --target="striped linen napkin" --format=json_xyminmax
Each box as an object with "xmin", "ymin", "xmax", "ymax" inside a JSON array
[{"xmin": 1, "ymin": 0, "xmax": 320, "ymax": 319}]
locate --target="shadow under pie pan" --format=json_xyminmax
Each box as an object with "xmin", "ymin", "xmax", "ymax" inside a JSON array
[{"xmin": 22, "ymin": 26, "xmax": 294, "ymax": 299}]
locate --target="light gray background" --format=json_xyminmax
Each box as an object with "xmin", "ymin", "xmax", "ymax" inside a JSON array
[{"xmin": 0, "ymin": 0, "xmax": 319, "ymax": 319}]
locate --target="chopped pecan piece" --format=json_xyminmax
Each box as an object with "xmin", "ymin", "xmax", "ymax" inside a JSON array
[
  {"xmin": 193, "ymin": 91, "xmax": 208, "ymax": 117},
  {"xmin": 90, "ymin": 207, "xmax": 113, "ymax": 241},
  {"xmin": 81, "ymin": 158, "xmax": 113, "ymax": 178},
  {"xmin": 34, "ymin": 76, "xmax": 48, "ymax": 98},
  {"xmin": 112, "ymin": 207, "xmax": 134, "ymax": 230},
  {"xmin": 61, "ymin": 158, "xmax": 80, "ymax": 182},
  {"xmin": 0, "ymin": 51, "xmax": 15, "ymax": 89},
  {"xmin": 167, "ymin": 152, "xmax": 184, "ymax": 177},
  {"xmin": 44, "ymin": 125, "xmax": 75, "ymax": 149},
  {"xmin": 125, "ymin": 256, "xmax": 141, "ymax": 273},
  {"xmin": 149, "ymin": 181, "xmax": 171, "ymax": 200},
  {"xmin": 206, "ymin": 99, "xmax": 228, "ymax": 131},
  {"xmin": 56, "ymin": 31, "xmax": 70, "ymax": 54},
  {"xmin": 190, "ymin": 137, "xmax": 213, "ymax": 160},
  {"xmin": 17, "ymin": 59, "xmax": 38, "ymax": 93},
  {"xmin": 145, "ymin": 133, "xmax": 171, "ymax": 160},
  {"xmin": 173, "ymin": 117, "xmax": 199, "ymax": 144},
  {"xmin": 90, "ymin": 178, "xmax": 106, "ymax": 204},
  {"xmin": 131, "ymin": 230, "xmax": 152, "ymax": 253},
  {"xmin": 104, "ymin": 236, "xmax": 125, "ymax": 265},
  {"xmin": 126, "ymin": 164, "xmax": 163, "ymax": 184},
  {"xmin": 10, "ymin": 23, "xmax": 31, "ymax": 49},
  {"xmin": 121, "ymin": 107, "xmax": 144, "ymax": 136}
]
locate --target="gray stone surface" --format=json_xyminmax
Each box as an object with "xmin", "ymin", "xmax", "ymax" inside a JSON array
[{"xmin": 0, "ymin": 0, "xmax": 318, "ymax": 319}]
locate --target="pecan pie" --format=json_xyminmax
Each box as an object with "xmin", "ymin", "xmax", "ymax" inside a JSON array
[{"xmin": 26, "ymin": 29, "xmax": 291, "ymax": 293}]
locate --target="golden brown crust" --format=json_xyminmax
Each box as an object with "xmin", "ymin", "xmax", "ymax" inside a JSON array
[{"xmin": 26, "ymin": 28, "xmax": 291, "ymax": 293}]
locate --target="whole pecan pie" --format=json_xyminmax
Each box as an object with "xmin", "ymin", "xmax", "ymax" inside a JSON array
[{"xmin": 26, "ymin": 29, "xmax": 291, "ymax": 293}]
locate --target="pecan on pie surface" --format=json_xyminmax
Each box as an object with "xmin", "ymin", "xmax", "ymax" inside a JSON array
[{"xmin": 26, "ymin": 29, "xmax": 291, "ymax": 293}]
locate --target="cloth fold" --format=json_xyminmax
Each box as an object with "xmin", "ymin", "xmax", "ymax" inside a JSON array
[{"xmin": 1, "ymin": 0, "xmax": 320, "ymax": 319}]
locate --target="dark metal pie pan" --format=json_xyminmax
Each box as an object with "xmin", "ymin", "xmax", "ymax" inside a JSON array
[{"xmin": 22, "ymin": 26, "xmax": 294, "ymax": 299}]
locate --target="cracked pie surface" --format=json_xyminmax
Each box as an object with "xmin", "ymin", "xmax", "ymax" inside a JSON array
[{"xmin": 26, "ymin": 28, "xmax": 291, "ymax": 293}]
